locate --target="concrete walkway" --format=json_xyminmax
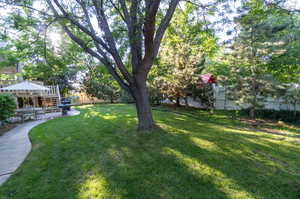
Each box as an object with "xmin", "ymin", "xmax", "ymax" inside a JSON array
[{"xmin": 0, "ymin": 109, "xmax": 80, "ymax": 185}]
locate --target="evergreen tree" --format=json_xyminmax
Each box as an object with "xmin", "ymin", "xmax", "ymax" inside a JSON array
[{"xmin": 151, "ymin": 3, "xmax": 217, "ymax": 107}]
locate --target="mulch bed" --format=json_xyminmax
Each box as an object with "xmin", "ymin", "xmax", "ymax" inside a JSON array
[
  {"xmin": 239, "ymin": 118, "xmax": 300, "ymax": 139},
  {"xmin": 0, "ymin": 123, "xmax": 18, "ymax": 136}
]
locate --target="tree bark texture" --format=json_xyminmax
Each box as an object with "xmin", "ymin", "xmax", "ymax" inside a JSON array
[
  {"xmin": 132, "ymin": 79, "xmax": 155, "ymax": 131},
  {"xmin": 176, "ymin": 97, "xmax": 181, "ymax": 107},
  {"xmin": 45, "ymin": 0, "xmax": 180, "ymax": 132}
]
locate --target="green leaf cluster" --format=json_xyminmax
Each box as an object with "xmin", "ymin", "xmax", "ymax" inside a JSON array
[{"xmin": 0, "ymin": 94, "xmax": 16, "ymax": 123}]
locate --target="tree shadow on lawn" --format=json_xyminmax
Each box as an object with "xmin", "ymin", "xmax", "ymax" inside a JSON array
[
  {"xmin": 0, "ymin": 104, "xmax": 299, "ymax": 199},
  {"xmin": 157, "ymin": 105, "xmax": 300, "ymax": 137},
  {"xmin": 75, "ymin": 105, "xmax": 300, "ymax": 198},
  {"xmin": 77, "ymin": 108, "xmax": 299, "ymax": 199}
]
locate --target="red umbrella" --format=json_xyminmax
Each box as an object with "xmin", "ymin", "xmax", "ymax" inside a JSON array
[{"xmin": 200, "ymin": 74, "xmax": 217, "ymax": 84}]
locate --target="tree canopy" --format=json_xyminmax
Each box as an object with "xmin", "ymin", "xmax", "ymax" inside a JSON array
[{"xmin": 0, "ymin": 0, "xmax": 299, "ymax": 128}]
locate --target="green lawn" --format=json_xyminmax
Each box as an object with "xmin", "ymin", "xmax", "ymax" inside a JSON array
[{"xmin": 0, "ymin": 104, "xmax": 299, "ymax": 199}]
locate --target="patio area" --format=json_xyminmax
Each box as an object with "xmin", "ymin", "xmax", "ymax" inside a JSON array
[
  {"xmin": 10, "ymin": 107, "xmax": 60, "ymax": 123},
  {"xmin": 0, "ymin": 80, "xmax": 61, "ymax": 109},
  {"xmin": 0, "ymin": 80, "xmax": 62, "ymax": 123}
]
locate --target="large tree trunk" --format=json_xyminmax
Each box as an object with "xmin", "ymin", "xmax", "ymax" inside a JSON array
[
  {"xmin": 176, "ymin": 97, "xmax": 181, "ymax": 107},
  {"xmin": 184, "ymin": 97, "xmax": 189, "ymax": 108},
  {"xmin": 132, "ymin": 78, "xmax": 155, "ymax": 132},
  {"xmin": 249, "ymin": 107, "xmax": 255, "ymax": 118},
  {"xmin": 45, "ymin": 0, "xmax": 181, "ymax": 133},
  {"xmin": 294, "ymin": 103, "xmax": 297, "ymax": 119},
  {"xmin": 250, "ymin": 66, "xmax": 257, "ymax": 119}
]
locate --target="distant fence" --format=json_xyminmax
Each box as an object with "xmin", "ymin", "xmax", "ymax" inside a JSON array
[
  {"xmin": 162, "ymin": 85, "xmax": 300, "ymax": 112},
  {"xmin": 213, "ymin": 85, "xmax": 300, "ymax": 111},
  {"xmin": 70, "ymin": 93, "xmax": 103, "ymax": 105}
]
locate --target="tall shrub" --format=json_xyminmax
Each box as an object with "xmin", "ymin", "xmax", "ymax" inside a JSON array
[{"xmin": 0, "ymin": 94, "xmax": 16, "ymax": 123}]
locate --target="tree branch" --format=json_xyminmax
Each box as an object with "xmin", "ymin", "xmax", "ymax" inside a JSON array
[
  {"xmin": 92, "ymin": 0, "xmax": 133, "ymax": 84},
  {"xmin": 153, "ymin": 0, "xmax": 180, "ymax": 62},
  {"xmin": 140, "ymin": 0, "xmax": 161, "ymax": 73},
  {"xmin": 75, "ymin": 0, "xmax": 110, "ymax": 60},
  {"xmin": 63, "ymin": 25, "xmax": 130, "ymax": 93},
  {"xmin": 51, "ymin": 0, "xmax": 112, "ymax": 54},
  {"xmin": 0, "ymin": 1, "xmax": 54, "ymax": 17},
  {"xmin": 128, "ymin": 0, "xmax": 143, "ymax": 74},
  {"xmin": 108, "ymin": 0, "xmax": 126, "ymax": 22},
  {"xmin": 119, "ymin": 0, "xmax": 131, "ymax": 26},
  {"xmin": 45, "ymin": 0, "xmax": 131, "ymax": 93}
]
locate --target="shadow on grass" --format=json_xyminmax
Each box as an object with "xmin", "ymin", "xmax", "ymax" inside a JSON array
[{"xmin": 0, "ymin": 104, "xmax": 299, "ymax": 199}]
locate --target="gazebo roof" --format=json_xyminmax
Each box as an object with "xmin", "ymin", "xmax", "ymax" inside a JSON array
[{"xmin": 0, "ymin": 81, "xmax": 50, "ymax": 92}]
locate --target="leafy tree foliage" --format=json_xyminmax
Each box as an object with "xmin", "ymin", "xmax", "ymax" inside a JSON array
[
  {"xmin": 284, "ymin": 83, "xmax": 300, "ymax": 116},
  {"xmin": 208, "ymin": 0, "xmax": 300, "ymax": 117},
  {"xmin": 0, "ymin": 5, "xmax": 83, "ymax": 96},
  {"xmin": 0, "ymin": 94, "xmax": 16, "ymax": 124},
  {"xmin": 150, "ymin": 3, "xmax": 217, "ymax": 106},
  {"xmin": 83, "ymin": 67, "xmax": 121, "ymax": 103},
  {"xmin": 0, "ymin": 0, "xmax": 299, "ymax": 124},
  {"xmin": 0, "ymin": 45, "xmax": 18, "ymax": 68},
  {"xmin": 38, "ymin": 0, "xmax": 182, "ymax": 131},
  {"xmin": 266, "ymin": 13, "xmax": 300, "ymax": 82}
]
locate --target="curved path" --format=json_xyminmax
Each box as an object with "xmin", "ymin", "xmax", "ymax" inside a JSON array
[{"xmin": 0, "ymin": 109, "xmax": 80, "ymax": 185}]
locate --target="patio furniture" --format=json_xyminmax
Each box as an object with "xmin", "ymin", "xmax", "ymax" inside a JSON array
[
  {"xmin": 15, "ymin": 109, "xmax": 36, "ymax": 122},
  {"xmin": 15, "ymin": 108, "xmax": 46, "ymax": 122},
  {"xmin": 35, "ymin": 109, "xmax": 46, "ymax": 120}
]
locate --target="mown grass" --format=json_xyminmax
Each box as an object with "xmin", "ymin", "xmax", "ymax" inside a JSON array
[{"xmin": 0, "ymin": 104, "xmax": 299, "ymax": 199}]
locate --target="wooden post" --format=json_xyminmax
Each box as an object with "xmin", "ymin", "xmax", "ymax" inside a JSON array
[
  {"xmin": 56, "ymin": 85, "xmax": 61, "ymax": 102},
  {"xmin": 33, "ymin": 96, "xmax": 37, "ymax": 108},
  {"xmin": 14, "ymin": 95, "xmax": 19, "ymax": 109}
]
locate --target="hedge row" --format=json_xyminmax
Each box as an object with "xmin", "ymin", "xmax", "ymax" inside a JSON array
[{"xmin": 239, "ymin": 109, "xmax": 300, "ymax": 122}]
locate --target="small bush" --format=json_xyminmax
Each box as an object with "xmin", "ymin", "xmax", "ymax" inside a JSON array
[{"xmin": 0, "ymin": 94, "xmax": 16, "ymax": 123}]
